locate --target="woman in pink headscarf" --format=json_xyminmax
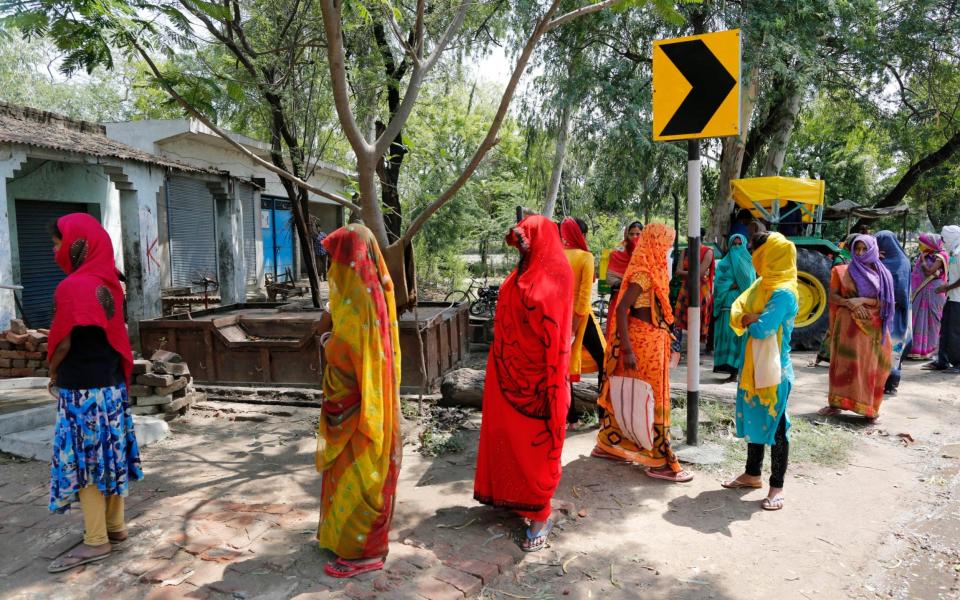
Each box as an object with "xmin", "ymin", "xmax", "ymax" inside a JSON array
[{"xmin": 909, "ymin": 233, "xmax": 949, "ymax": 359}]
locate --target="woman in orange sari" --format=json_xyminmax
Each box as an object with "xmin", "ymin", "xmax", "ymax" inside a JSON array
[
  {"xmin": 605, "ymin": 221, "xmax": 643, "ymax": 336},
  {"xmin": 316, "ymin": 225, "xmax": 402, "ymax": 578},
  {"xmin": 674, "ymin": 230, "xmax": 715, "ymax": 345},
  {"xmin": 593, "ymin": 223, "xmax": 693, "ymax": 483}
]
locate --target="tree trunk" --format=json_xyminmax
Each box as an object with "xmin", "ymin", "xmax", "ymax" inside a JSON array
[
  {"xmin": 709, "ymin": 66, "xmax": 759, "ymax": 240},
  {"xmin": 376, "ymin": 120, "xmax": 407, "ymax": 243},
  {"xmin": 543, "ymin": 102, "xmax": 572, "ymax": 219},
  {"xmin": 760, "ymin": 84, "xmax": 802, "ymax": 176},
  {"xmin": 357, "ymin": 155, "xmax": 390, "ymax": 247}
]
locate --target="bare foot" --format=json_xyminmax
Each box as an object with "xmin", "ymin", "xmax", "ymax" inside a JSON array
[{"xmin": 817, "ymin": 406, "xmax": 841, "ymax": 416}]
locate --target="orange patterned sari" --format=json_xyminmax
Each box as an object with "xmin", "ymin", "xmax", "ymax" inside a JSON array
[{"xmin": 595, "ymin": 223, "xmax": 682, "ymax": 473}]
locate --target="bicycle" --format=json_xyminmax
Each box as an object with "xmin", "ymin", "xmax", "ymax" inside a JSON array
[
  {"xmin": 444, "ymin": 277, "xmax": 499, "ymax": 318},
  {"xmin": 592, "ymin": 294, "xmax": 609, "ymax": 330}
]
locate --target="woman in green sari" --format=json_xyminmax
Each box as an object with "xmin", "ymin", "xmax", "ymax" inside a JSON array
[{"xmin": 713, "ymin": 234, "xmax": 756, "ymax": 383}]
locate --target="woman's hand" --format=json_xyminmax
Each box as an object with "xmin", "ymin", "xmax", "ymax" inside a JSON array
[
  {"xmin": 47, "ymin": 376, "xmax": 58, "ymax": 400},
  {"xmin": 622, "ymin": 350, "xmax": 638, "ymax": 371},
  {"xmin": 935, "ymin": 285, "xmax": 948, "ymax": 294},
  {"xmin": 741, "ymin": 313, "xmax": 760, "ymax": 326}
]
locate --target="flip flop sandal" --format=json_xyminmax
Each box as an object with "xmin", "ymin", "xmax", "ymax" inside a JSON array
[
  {"xmin": 324, "ymin": 557, "xmax": 385, "ymax": 579},
  {"xmin": 721, "ymin": 477, "xmax": 762, "ymax": 489},
  {"xmin": 817, "ymin": 407, "xmax": 841, "ymax": 416},
  {"xmin": 521, "ymin": 518, "xmax": 553, "ymax": 553},
  {"xmin": 590, "ymin": 446, "xmax": 626, "ymax": 462},
  {"xmin": 47, "ymin": 551, "xmax": 110, "ymax": 573},
  {"xmin": 761, "ymin": 496, "xmax": 785, "ymax": 511},
  {"xmin": 646, "ymin": 468, "xmax": 694, "ymax": 483}
]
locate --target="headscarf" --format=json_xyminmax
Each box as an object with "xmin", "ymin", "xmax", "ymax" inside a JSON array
[
  {"xmin": 560, "ymin": 218, "xmax": 589, "ymax": 252},
  {"xmin": 714, "ymin": 234, "xmax": 756, "ymax": 316},
  {"xmin": 730, "ymin": 233, "xmax": 797, "ymax": 416},
  {"xmin": 317, "ymin": 224, "xmax": 401, "ymax": 471},
  {"xmin": 876, "ymin": 231, "xmax": 911, "ymax": 341},
  {"xmin": 848, "ymin": 234, "xmax": 895, "ymax": 335},
  {"xmin": 609, "ymin": 223, "xmax": 676, "ymax": 328},
  {"xmin": 498, "ymin": 214, "xmax": 574, "ymax": 419},
  {"xmin": 912, "ymin": 233, "xmax": 949, "ymax": 295},
  {"xmin": 942, "ymin": 225, "xmax": 960, "ymax": 256},
  {"xmin": 47, "ymin": 213, "xmax": 133, "ymax": 384},
  {"xmin": 606, "ymin": 221, "xmax": 643, "ymax": 279}
]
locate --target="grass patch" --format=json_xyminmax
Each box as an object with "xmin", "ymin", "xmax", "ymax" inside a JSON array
[
  {"xmin": 671, "ymin": 399, "xmax": 856, "ymax": 473},
  {"xmin": 406, "ymin": 404, "xmax": 474, "ymax": 457}
]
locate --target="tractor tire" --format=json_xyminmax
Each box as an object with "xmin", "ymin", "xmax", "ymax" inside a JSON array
[{"xmin": 792, "ymin": 247, "xmax": 832, "ymax": 350}]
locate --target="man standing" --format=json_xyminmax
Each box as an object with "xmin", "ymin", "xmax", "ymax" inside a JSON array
[
  {"xmin": 312, "ymin": 223, "xmax": 329, "ymax": 281},
  {"xmin": 925, "ymin": 225, "xmax": 960, "ymax": 372}
]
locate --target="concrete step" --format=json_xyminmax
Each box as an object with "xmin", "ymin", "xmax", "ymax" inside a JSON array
[
  {"xmin": 0, "ymin": 416, "xmax": 170, "ymax": 461},
  {"xmin": 0, "ymin": 405, "xmax": 55, "ymax": 436}
]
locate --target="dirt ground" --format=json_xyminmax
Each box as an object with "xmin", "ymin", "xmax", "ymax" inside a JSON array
[{"xmin": 0, "ymin": 351, "xmax": 958, "ymax": 600}]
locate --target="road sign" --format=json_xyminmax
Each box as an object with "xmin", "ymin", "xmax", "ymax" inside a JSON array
[{"xmin": 652, "ymin": 29, "xmax": 741, "ymax": 141}]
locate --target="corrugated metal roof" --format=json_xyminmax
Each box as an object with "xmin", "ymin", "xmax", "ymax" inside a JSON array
[{"xmin": 0, "ymin": 103, "xmax": 219, "ymax": 174}]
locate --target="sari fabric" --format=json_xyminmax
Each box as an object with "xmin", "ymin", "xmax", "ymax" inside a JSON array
[
  {"xmin": 729, "ymin": 233, "xmax": 799, "ymax": 445},
  {"xmin": 674, "ymin": 245, "xmax": 715, "ymax": 342},
  {"xmin": 876, "ymin": 231, "xmax": 912, "ymax": 388},
  {"xmin": 317, "ymin": 225, "xmax": 402, "ymax": 560},
  {"xmin": 848, "ymin": 235, "xmax": 896, "ymax": 337},
  {"xmin": 713, "ymin": 234, "xmax": 756, "ymax": 373},
  {"xmin": 827, "ymin": 264, "xmax": 892, "ymax": 418},
  {"xmin": 605, "ymin": 236, "xmax": 636, "ymax": 336},
  {"xmin": 565, "ymin": 248, "xmax": 605, "ymax": 379},
  {"xmin": 48, "ymin": 213, "xmax": 133, "ymax": 384},
  {"xmin": 474, "ymin": 215, "xmax": 573, "ymax": 521},
  {"xmin": 909, "ymin": 233, "xmax": 948, "ymax": 357},
  {"xmin": 596, "ymin": 223, "xmax": 682, "ymax": 472}
]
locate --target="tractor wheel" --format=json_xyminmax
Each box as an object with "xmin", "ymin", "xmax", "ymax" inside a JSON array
[{"xmin": 792, "ymin": 247, "xmax": 832, "ymax": 350}]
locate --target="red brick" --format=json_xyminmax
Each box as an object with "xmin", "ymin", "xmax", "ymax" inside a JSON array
[
  {"xmin": 471, "ymin": 547, "xmax": 516, "ymax": 572},
  {"xmin": 5, "ymin": 331, "xmax": 28, "ymax": 345},
  {"xmin": 24, "ymin": 341, "xmax": 37, "ymax": 352},
  {"xmin": 0, "ymin": 340, "xmax": 11, "ymax": 350},
  {"xmin": 10, "ymin": 368, "xmax": 34, "ymax": 377},
  {"xmin": 199, "ymin": 546, "xmax": 245, "ymax": 563},
  {"xmin": 290, "ymin": 586, "xmax": 334, "ymax": 600},
  {"xmin": 0, "ymin": 350, "xmax": 22, "ymax": 359},
  {"xmin": 384, "ymin": 559, "xmax": 421, "ymax": 579},
  {"xmin": 26, "ymin": 360, "xmax": 41, "ymax": 368},
  {"xmin": 432, "ymin": 565, "xmax": 482, "ymax": 596},
  {"xmin": 414, "ymin": 577, "xmax": 464, "ymax": 600},
  {"xmin": 444, "ymin": 557, "xmax": 500, "ymax": 584},
  {"xmin": 124, "ymin": 558, "xmax": 165, "ymax": 577},
  {"xmin": 11, "ymin": 359, "xmax": 25, "ymax": 368},
  {"xmin": 0, "ymin": 358, "xmax": 9, "ymax": 368},
  {"xmin": 0, "ymin": 368, "xmax": 11, "ymax": 377},
  {"xmin": 393, "ymin": 544, "xmax": 441, "ymax": 570}
]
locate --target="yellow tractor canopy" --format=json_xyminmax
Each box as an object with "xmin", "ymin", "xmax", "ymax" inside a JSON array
[{"xmin": 731, "ymin": 176, "xmax": 826, "ymax": 225}]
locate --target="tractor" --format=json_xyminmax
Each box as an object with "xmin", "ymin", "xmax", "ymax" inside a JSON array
[{"xmin": 730, "ymin": 176, "xmax": 839, "ymax": 350}]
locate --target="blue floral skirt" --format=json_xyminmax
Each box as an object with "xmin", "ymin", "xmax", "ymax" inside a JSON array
[{"xmin": 49, "ymin": 384, "xmax": 143, "ymax": 513}]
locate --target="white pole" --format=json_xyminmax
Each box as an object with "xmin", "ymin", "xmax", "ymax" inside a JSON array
[{"xmin": 686, "ymin": 140, "xmax": 701, "ymax": 446}]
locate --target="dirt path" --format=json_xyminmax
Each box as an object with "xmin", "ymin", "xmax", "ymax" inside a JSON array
[{"xmin": 0, "ymin": 352, "xmax": 957, "ymax": 599}]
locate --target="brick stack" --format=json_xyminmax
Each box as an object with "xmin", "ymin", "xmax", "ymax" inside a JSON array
[
  {"xmin": 129, "ymin": 350, "xmax": 205, "ymax": 420},
  {"xmin": 0, "ymin": 319, "xmax": 49, "ymax": 378}
]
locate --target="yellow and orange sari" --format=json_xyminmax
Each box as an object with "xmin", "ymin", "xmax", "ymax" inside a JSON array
[{"xmin": 316, "ymin": 225, "xmax": 401, "ymax": 560}]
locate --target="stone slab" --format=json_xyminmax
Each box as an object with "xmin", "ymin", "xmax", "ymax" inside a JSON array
[
  {"xmin": 673, "ymin": 442, "xmax": 725, "ymax": 466},
  {"xmin": 131, "ymin": 404, "xmax": 161, "ymax": 416},
  {"xmin": 0, "ymin": 377, "xmax": 48, "ymax": 391},
  {"xmin": 137, "ymin": 373, "xmax": 175, "ymax": 387},
  {"xmin": 0, "ymin": 404, "xmax": 54, "ymax": 436},
  {"xmin": 136, "ymin": 394, "xmax": 174, "ymax": 407},
  {"xmin": 154, "ymin": 377, "xmax": 188, "ymax": 397}
]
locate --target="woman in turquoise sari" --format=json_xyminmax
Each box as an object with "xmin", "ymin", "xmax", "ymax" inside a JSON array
[{"xmin": 713, "ymin": 234, "xmax": 756, "ymax": 382}]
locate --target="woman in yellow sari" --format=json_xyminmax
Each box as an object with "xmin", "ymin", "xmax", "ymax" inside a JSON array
[
  {"xmin": 316, "ymin": 225, "xmax": 402, "ymax": 578},
  {"xmin": 593, "ymin": 223, "xmax": 693, "ymax": 483}
]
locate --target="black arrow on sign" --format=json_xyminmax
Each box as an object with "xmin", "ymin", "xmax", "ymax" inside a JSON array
[{"xmin": 659, "ymin": 39, "xmax": 736, "ymax": 137}]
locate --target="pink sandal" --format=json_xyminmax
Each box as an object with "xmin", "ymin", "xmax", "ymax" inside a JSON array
[
  {"xmin": 645, "ymin": 467, "xmax": 694, "ymax": 483},
  {"xmin": 324, "ymin": 557, "xmax": 385, "ymax": 578}
]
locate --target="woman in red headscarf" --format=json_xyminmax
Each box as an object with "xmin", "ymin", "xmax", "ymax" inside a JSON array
[
  {"xmin": 560, "ymin": 217, "xmax": 606, "ymax": 425},
  {"xmin": 474, "ymin": 214, "xmax": 573, "ymax": 552},
  {"xmin": 44, "ymin": 213, "xmax": 142, "ymax": 573},
  {"xmin": 605, "ymin": 222, "xmax": 643, "ymax": 335}
]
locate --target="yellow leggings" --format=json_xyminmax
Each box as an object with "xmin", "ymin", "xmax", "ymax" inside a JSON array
[{"xmin": 78, "ymin": 485, "xmax": 125, "ymax": 546}]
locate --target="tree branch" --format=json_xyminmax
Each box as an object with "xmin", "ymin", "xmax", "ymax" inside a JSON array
[
  {"xmin": 126, "ymin": 35, "xmax": 360, "ymax": 212},
  {"xmin": 546, "ymin": 0, "xmax": 618, "ymax": 31},
  {"xmin": 319, "ymin": 0, "xmax": 374, "ymax": 156},
  {"xmin": 401, "ymin": 0, "xmax": 566, "ymax": 243},
  {"xmin": 870, "ymin": 129, "xmax": 960, "ymax": 210}
]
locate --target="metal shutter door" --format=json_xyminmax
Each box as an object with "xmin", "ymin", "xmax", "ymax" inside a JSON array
[
  {"xmin": 15, "ymin": 200, "xmax": 90, "ymax": 328},
  {"xmin": 239, "ymin": 183, "xmax": 257, "ymax": 286},
  {"xmin": 166, "ymin": 177, "xmax": 218, "ymax": 291}
]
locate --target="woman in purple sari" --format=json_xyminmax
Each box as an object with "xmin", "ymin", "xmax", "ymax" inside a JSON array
[{"xmin": 909, "ymin": 233, "xmax": 949, "ymax": 359}]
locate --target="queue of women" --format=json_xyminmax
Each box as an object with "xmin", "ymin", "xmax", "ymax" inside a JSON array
[{"xmin": 39, "ymin": 212, "xmax": 960, "ymax": 577}]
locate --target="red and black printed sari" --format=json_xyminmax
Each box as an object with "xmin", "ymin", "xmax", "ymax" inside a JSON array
[{"xmin": 473, "ymin": 215, "xmax": 574, "ymax": 521}]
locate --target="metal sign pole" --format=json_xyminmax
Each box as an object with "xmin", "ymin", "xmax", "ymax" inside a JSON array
[{"xmin": 686, "ymin": 140, "xmax": 701, "ymax": 446}]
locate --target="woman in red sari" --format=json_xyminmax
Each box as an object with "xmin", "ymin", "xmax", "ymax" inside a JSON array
[
  {"xmin": 605, "ymin": 222, "xmax": 643, "ymax": 335},
  {"xmin": 474, "ymin": 215, "xmax": 573, "ymax": 553},
  {"xmin": 674, "ymin": 230, "xmax": 715, "ymax": 344}
]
